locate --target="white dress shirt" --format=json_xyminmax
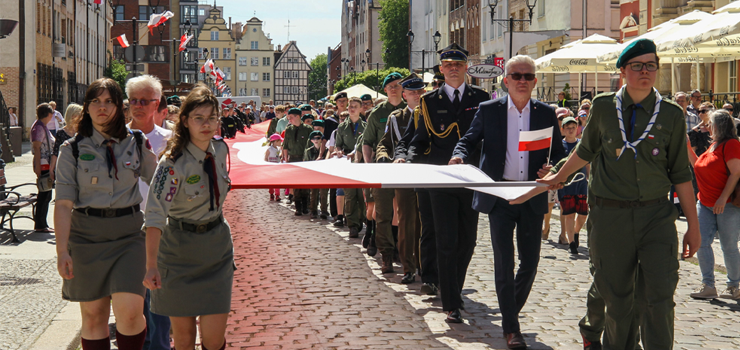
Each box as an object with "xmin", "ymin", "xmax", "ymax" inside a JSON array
[
  {"xmin": 441, "ymin": 82, "xmax": 467, "ymax": 103},
  {"xmin": 503, "ymin": 95, "xmax": 530, "ymax": 181}
]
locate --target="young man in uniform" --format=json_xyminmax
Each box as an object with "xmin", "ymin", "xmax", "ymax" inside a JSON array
[
  {"xmin": 324, "ymin": 92, "xmax": 349, "ymax": 220},
  {"xmin": 539, "ymin": 38, "xmax": 700, "ymax": 349},
  {"xmin": 282, "ymin": 108, "xmax": 313, "ymax": 216},
  {"xmin": 376, "ymin": 73, "xmax": 425, "ymax": 283},
  {"xmin": 361, "ymin": 94, "xmax": 374, "ymax": 114},
  {"xmin": 406, "ymin": 43, "xmax": 490, "ymax": 324},
  {"xmin": 333, "ymin": 97, "xmax": 367, "ymax": 238},
  {"xmin": 363, "ymin": 72, "xmax": 407, "ymax": 273}
]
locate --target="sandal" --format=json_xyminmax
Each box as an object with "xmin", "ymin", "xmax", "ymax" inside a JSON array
[{"xmin": 541, "ymin": 226, "xmax": 550, "ymax": 240}]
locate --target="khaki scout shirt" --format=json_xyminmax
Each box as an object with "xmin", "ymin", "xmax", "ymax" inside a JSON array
[
  {"xmin": 567, "ymin": 90, "xmax": 692, "ymax": 201},
  {"xmin": 363, "ymin": 100, "xmax": 407, "ymax": 154},
  {"xmin": 376, "ymin": 106, "xmax": 413, "ymax": 161},
  {"xmin": 55, "ymin": 128, "xmax": 157, "ymax": 209},
  {"xmin": 335, "ymin": 118, "xmax": 366, "ymax": 154},
  {"xmin": 145, "ymin": 140, "xmax": 231, "ymax": 232},
  {"xmin": 283, "ymin": 123, "xmax": 313, "ymax": 157}
]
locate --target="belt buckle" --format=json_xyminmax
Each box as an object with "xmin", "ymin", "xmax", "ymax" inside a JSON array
[
  {"xmin": 105, "ymin": 209, "xmax": 117, "ymax": 217},
  {"xmin": 196, "ymin": 224, "xmax": 207, "ymax": 233},
  {"xmin": 629, "ymin": 201, "xmax": 640, "ymax": 208}
]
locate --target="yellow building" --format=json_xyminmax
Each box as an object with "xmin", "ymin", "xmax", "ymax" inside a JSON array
[
  {"xmin": 234, "ymin": 17, "xmax": 274, "ymax": 99},
  {"xmin": 197, "ymin": 6, "xmax": 235, "ymax": 96}
]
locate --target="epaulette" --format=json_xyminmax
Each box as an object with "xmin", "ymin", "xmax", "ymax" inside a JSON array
[
  {"xmin": 421, "ymin": 89, "xmax": 436, "ymax": 99},
  {"xmin": 660, "ymin": 97, "xmax": 684, "ymax": 113},
  {"xmin": 592, "ymin": 91, "xmax": 616, "ymax": 102},
  {"xmin": 390, "ymin": 108, "xmax": 403, "ymax": 118}
]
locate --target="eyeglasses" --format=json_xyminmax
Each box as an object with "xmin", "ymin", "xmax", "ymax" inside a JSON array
[
  {"xmin": 699, "ymin": 109, "xmax": 710, "ymax": 114},
  {"xmin": 507, "ymin": 73, "xmax": 536, "ymax": 81},
  {"xmin": 691, "ymin": 95, "xmax": 701, "ymax": 99},
  {"xmin": 728, "ymin": 108, "xmax": 734, "ymax": 112},
  {"xmin": 189, "ymin": 115, "xmax": 219, "ymax": 126},
  {"xmin": 129, "ymin": 99, "xmax": 159, "ymax": 107},
  {"xmin": 311, "ymin": 137, "xmax": 322, "ymax": 141},
  {"xmin": 627, "ymin": 62, "xmax": 659, "ymax": 72}
]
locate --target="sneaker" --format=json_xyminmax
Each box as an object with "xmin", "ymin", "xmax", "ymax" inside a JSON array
[
  {"xmin": 690, "ymin": 284, "xmax": 718, "ymax": 299},
  {"xmin": 270, "ymin": 194, "xmax": 275, "ymax": 201},
  {"xmin": 309, "ymin": 211, "xmax": 318, "ymax": 219},
  {"xmin": 720, "ymin": 286, "xmax": 740, "ymax": 300},
  {"xmin": 333, "ymin": 215, "xmax": 345, "ymax": 227},
  {"xmin": 582, "ymin": 334, "xmax": 602, "ymax": 350},
  {"xmin": 275, "ymin": 196, "xmax": 281, "ymax": 201}
]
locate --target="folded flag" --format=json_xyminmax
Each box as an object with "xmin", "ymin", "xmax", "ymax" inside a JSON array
[
  {"xmin": 115, "ymin": 34, "xmax": 129, "ymax": 48},
  {"xmin": 518, "ymin": 126, "xmax": 553, "ymax": 151},
  {"xmin": 147, "ymin": 10, "xmax": 174, "ymax": 35},
  {"xmin": 179, "ymin": 33, "xmax": 193, "ymax": 52}
]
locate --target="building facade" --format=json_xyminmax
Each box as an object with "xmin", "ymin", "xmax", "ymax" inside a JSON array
[
  {"xmin": 273, "ymin": 41, "xmax": 311, "ymax": 105},
  {"xmin": 234, "ymin": 17, "xmax": 274, "ymax": 99},
  {"xmin": 196, "ymin": 5, "xmax": 235, "ymax": 96},
  {"xmin": 341, "ymin": 0, "xmax": 383, "ymax": 77},
  {"xmin": 327, "ymin": 43, "xmax": 342, "ymax": 95}
]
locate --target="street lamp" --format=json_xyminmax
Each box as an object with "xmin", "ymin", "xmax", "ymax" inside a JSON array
[
  {"xmin": 487, "ymin": 0, "xmax": 537, "ymax": 59},
  {"xmin": 407, "ymin": 30, "xmax": 440, "ymax": 74},
  {"xmin": 350, "ymin": 67, "xmax": 356, "ymax": 86},
  {"xmin": 433, "ymin": 31, "xmax": 442, "ymax": 51},
  {"xmin": 361, "ymin": 59, "xmax": 366, "ymax": 72},
  {"xmin": 407, "ymin": 30, "xmax": 414, "ymax": 70}
]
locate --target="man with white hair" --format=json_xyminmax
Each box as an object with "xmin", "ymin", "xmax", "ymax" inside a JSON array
[
  {"xmin": 47, "ymin": 101, "xmax": 65, "ymax": 137},
  {"xmin": 124, "ymin": 74, "xmax": 173, "ymax": 350}
]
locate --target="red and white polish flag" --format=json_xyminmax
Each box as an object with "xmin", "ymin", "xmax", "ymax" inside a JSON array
[
  {"xmin": 93, "ymin": 0, "xmax": 102, "ymax": 4},
  {"xmin": 147, "ymin": 10, "xmax": 174, "ymax": 35},
  {"xmin": 200, "ymin": 59, "xmax": 214, "ymax": 74},
  {"xmin": 115, "ymin": 34, "xmax": 130, "ymax": 48},
  {"xmin": 179, "ymin": 33, "xmax": 193, "ymax": 52},
  {"xmin": 518, "ymin": 126, "xmax": 553, "ymax": 152}
]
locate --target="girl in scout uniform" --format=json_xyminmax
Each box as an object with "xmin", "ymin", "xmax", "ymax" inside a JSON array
[
  {"xmin": 143, "ymin": 85, "xmax": 233, "ymax": 350},
  {"xmin": 54, "ymin": 78, "xmax": 158, "ymax": 350}
]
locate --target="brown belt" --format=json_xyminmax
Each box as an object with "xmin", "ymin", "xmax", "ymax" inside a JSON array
[
  {"xmin": 168, "ymin": 215, "xmax": 223, "ymax": 233},
  {"xmin": 75, "ymin": 204, "xmax": 140, "ymax": 218},
  {"xmin": 591, "ymin": 196, "xmax": 667, "ymax": 209}
]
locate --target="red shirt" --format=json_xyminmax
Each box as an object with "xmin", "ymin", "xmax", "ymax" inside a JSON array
[{"xmin": 695, "ymin": 139, "xmax": 740, "ymax": 207}]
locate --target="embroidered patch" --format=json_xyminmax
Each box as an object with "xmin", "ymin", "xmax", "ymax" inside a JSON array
[
  {"xmin": 171, "ymin": 178, "xmax": 179, "ymax": 185},
  {"xmin": 145, "ymin": 140, "xmax": 152, "ymax": 150},
  {"xmin": 655, "ymin": 124, "xmax": 662, "ymax": 130},
  {"xmin": 79, "ymin": 154, "xmax": 95, "ymax": 161},
  {"xmin": 380, "ymin": 118, "xmax": 388, "ymax": 123},
  {"xmin": 652, "ymin": 148, "xmax": 660, "ymax": 156},
  {"xmin": 154, "ymin": 166, "xmax": 173, "ymax": 199},
  {"xmin": 648, "ymin": 135, "xmax": 655, "ymax": 139},
  {"xmin": 440, "ymin": 124, "xmax": 445, "ymax": 131},
  {"xmin": 164, "ymin": 187, "xmax": 176, "ymax": 202},
  {"xmin": 125, "ymin": 161, "xmax": 132, "ymax": 166},
  {"xmin": 186, "ymin": 175, "xmax": 201, "ymax": 184}
]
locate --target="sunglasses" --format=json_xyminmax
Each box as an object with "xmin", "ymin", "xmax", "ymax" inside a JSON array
[
  {"xmin": 699, "ymin": 109, "xmax": 710, "ymax": 114},
  {"xmin": 432, "ymin": 82, "xmax": 443, "ymax": 87},
  {"xmin": 311, "ymin": 137, "xmax": 322, "ymax": 141},
  {"xmin": 507, "ymin": 73, "xmax": 536, "ymax": 81},
  {"xmin": 726, "ymin": 108, "xmax": 734, "ymax": 111},
  {"xmin": 129, "ymin": 99, "xmax": 159, "ymax": 107}
]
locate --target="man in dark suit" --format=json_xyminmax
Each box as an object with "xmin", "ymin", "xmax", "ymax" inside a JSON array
[
  {"xmin": 450, "ymin": 55, "xmax": 566, "ymax": 349},
  {"xmin": 405, "ymin": 43, "xmax": 491, "ymax": 325}
]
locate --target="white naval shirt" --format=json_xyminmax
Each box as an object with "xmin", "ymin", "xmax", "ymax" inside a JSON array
[{"xmin": 503, "ymin": 95, "xmax": 530, "ymax": 181}]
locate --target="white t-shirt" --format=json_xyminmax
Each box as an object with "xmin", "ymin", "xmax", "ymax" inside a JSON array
[
  {"xmin": 47, "ymin": 110, "xmax": 64, "ymax": 130},
  {"xmin": 139, "ymin": 125, "xmax": 173, "ymax": 210}
]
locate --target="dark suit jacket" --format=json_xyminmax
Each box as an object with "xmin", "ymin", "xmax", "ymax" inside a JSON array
[{"xmin": 452, "ymin": 97, "xmax": 566, "ymax": 215}]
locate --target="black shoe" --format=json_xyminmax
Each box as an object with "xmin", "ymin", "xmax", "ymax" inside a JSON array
[
  {"xmin": 288, "ymin": 194, "xmax": 294, "ymax": 204},
  {"xmin": 570, "ymin": 241, "xmax": 579, "ymax": 254},
  {"xmin": 401, "ymin": 272, "xmax": 415, "ymax": 284},
  {"xmin": 505, "ymin": 331, "xmax": 527, "ymax": 349},
  {"xmin": 362, "ymin": 231, "xmax": 372, "ymax": 248},
  {"xmin": 574, "ymin": 233, "xmax": 580, "ymax": 248},
  {"xmin": 310, "ymin": 211, "xmax": 318, "ymax": 219},
  {"xmin": 294, "ymin": 209, "xmax": 302, "ymax": 216},
  {"xmin": 302, "ymin": 208, "xmax": 309, "ymax": 214},
  {"xmin": 349, "ymin": 227, "xmax": 359, "ymax": 238},
  {"xmin": 583, "ymin": 335, "xmax": 602, "ymax": 350},
  {"xmin": 333, "ymin": 215, "xmax": 345, "ymax": 227},
  {"xmin": 319, "ymin": 212, "xmax": 328, "ymax": 220},
  {"xmin": 367, "ymin": 236, "xmax": 377, "ymax": 256},
  {"xmin": 420, "ymin": 283, "xmax": 438, "ymax": 295},
  {"xmin": 445, "ymin": 309, "xmax": 463, "ymax": 323}
]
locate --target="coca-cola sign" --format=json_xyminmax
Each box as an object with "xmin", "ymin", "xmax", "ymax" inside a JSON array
[
  {"xmin": 466, "ymin": 64, "xmax": 504, "ymax": 79},
  {"xmin": 569, "ymin": 59, "xmax": 589, "ymax": 66}
]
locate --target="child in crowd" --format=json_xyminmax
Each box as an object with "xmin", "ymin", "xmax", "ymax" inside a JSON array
[
  {"xmin": 557, "ymin": 116, "xmax": 589, "ymax": 254},
  {"xmin": 304, "ymin": 131, "xmax": 329, "ymax": 219},
  {"xmin": 265, "ymin": 133, "xmax": 283, "ymax": 201}
]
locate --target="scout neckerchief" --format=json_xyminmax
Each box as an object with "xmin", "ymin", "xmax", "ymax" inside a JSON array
[
  {"xmin": 103, "ymin": 139, "xmax": 119, "ymax": 180},
  {"xmin": 203, "ymin": 151, "xmax": 221, "ymax": 211},
  {"xmin": 615, "ymin": 85, "xmax": 662, "ymax": 160}
]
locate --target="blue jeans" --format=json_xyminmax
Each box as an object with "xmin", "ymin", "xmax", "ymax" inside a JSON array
[
  {"xmin": 143, "ymin": 290, "xmax": 171, "ymax": 350},
  {"xmin": 697, "ymin": 202, "xmax": 740, "ymax": 288}
]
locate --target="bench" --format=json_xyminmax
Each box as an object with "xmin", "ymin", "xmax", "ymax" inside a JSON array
[{"xmin": 0, "ymin": 183, "xmax": 38, "ymax": 243}]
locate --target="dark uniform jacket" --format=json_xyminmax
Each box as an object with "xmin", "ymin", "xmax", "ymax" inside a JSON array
[{"xmin": 283, "ymin": 123, "xmax": 313, "ymax": 159}]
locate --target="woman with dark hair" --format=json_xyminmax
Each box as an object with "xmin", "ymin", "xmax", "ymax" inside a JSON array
[
  {"xmin": 689, "ymin": 109, "xmax": 740, "ymax": 301},
  {"xmin": 143, "ymin": 84, "xmax": 233, "ymax": 350},
  {"xmin": 54, "ymin": 78, "xmax": 158, "ymax": 350},
  {"xmin": 32, "ymin": 103, "xmax": 56, "ymax": 232}
]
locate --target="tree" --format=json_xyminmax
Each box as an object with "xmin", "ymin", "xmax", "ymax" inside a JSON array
[
  {"xmin": 104, "ymin": 57, "xmax": 128, "ymax": 97},
  {"xmin": 333, "ymin": 67, "xmax": 410, "ymax": 95},
  {"xmin": 378, "ymin": 0, "xmax": 409, "ymax": 70},
  {"xmin": 307, "ymin": 53, "xmax": 328, "ymax": 101}
]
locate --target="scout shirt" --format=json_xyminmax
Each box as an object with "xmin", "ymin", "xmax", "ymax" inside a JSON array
[
  {"xmin": 303, "ymin": 145, "xmax": 328, "ymax": 162},
  {"xmin": 335, "ymin": 118, "xmax": 366, "ymax": 154},
  {"xmin": 363, "ymin": 100, "xmax": 407, "ymax": 157},
  {"xmin": 562, "ymin": 91, "xmax": 692, "ymax": 202},
  {"xmin": 145, "ymin": 140, "xmax": 231, "ymax": 233},
  {"xmin": 55, "ymin": 128, "xmax": 158, "ymax": 209},
  {"xmin": 376, "ymin": 106, "xmax": 414, "ymax": 162},
  {"xmin": 282, "ymin": 123, "xmax": 313, "ymax": 158}
]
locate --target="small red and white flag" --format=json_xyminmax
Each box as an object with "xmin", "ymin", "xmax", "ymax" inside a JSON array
[
  {"xmin": 179, "ymin": 33, "xmax": 193, "ymax": 52},
  {"xmin": 147, "ymin": 10, "xmax": 174, "ymax": 35},
  {"xmin": 215, "ymin": 68, "xmax": 225, "ymax": 83},
  {"xmin": 115, "ymin": 34, "xmax": 130, "ymax": 48},
  {"xmin": 93, "ymin": 0, "xmax": 102, "ymax": 4},
  {"xmin": 200, "ymin": 59, "xmax": 214, "ymax": 74},
  {"xmin": 221, "ymin": 98, "xmax": 233, "ymax": 107},
  {"xmin": 518, "ymin": 126, "xmax": 553, "ymax": 152}
]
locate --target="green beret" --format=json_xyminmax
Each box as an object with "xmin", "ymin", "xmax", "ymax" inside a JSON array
[
  {"xmin": 287, "ymin": 108, "xmax": 302, "ymax": 116},
  {"xmin": 312, "ymin": 119, "xmax": 325, "ymax": 127},
  {"xmin": 616, "ymin": 38, "xmax": 657, "ymax": 69},
  {"xmin": 360, "ymin": 94, "xmax": 372, "ymax": 101},
  {"xmin": 309, "ymin": 131, "xmax": 323, "ymax": 139},
  {"xmin": 382, "ymin": 72, "xmax": 403, "ymax": 89},
  {"xmin": 301, "ymin": 114, "xmax": 315, "ymax": 122},
  {"xmin": 299, "ymin": 104, "xmax": 312, "ymax": 111}
]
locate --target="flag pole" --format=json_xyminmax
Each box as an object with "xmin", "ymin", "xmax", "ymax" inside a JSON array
[{"xmin": 546, "ymin": 128, "xmax": 553, "ymax": 165}]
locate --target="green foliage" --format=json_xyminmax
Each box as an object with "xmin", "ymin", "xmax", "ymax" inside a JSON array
[
  {"xmin": 333, "ymin": 67, "xmax": 410, "ymax": 95},
  {"xmin": 563, "ymin": 83, "xmax": 571, "ymax": 101},
  {"xmin": 104, "ymin": 57, "xmax": 128, "ymax": 98},
  {"xmin": 307, "ymin": 53, "xmax": 328, "ymax": 101},
  {"xmin": 378, "ymin": 0, "xmax": 409, "ymax": 70}
]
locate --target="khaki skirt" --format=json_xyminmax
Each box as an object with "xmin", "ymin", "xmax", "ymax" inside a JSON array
[
  {"xmin": 62, "ymin": 211, "xmax": 146, "ymax": 302},
  {"xmin": 151, "ymin": 217, "xmax": 234, "ymax": 317}
]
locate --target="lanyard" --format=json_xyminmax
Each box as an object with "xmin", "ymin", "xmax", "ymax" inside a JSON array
[
  {"xmin": 615, "ymin": 85, "xmax": 662, "ymax": 160},
  {"xmin": 353, "ymin": 121, "xmax": 359, "ymax": 136}
]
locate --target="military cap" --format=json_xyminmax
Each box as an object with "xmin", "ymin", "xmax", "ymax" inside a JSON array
[
  {"xmin": 309, "ymin": 130, "xmax": 323, "ymax": 139},
  {"xmin": 166, "ymin": 95, "xmax": 181, "ymax": 104},
  {"xmin": 561, "ymin": 116, "xmax": 578, "ymax": 126},
  {"xmin": 433, "ymin": 72, "xmax": 445, "ymax": 82},
  {"xmin": 312, "ymin": 119, "xmax": 325, "ymax": 127},
  {"xmin": 400, "ymin": 73, "xmax": 425, "ymax": 91},
  {"xmin": 438, "ymin": 43, "xmax": 468, "ymax": 62},
  {"xmin": 301, "ymin": 114, "xmax": 315, "ymax": 122},
  {"xmin": 360, "ymin": 94, "xmax": 373, "ymax": 101},
  {"xmin": 334, "ymin": 92, "xmax": 348, "ymax": 100},
  {"xmin": 616, "ymin": 38, "xmax": 657, "ymax": 69},
  {"xmin": 287, "ymin": 108, "xmax": 302, "ymax": 116},
  {"xmin": 299, "ymin": 104, "xmax": 312, "ymax": 111},
  {"xmin": 382, "ymin": 72, "xmax": 403, "ymax": 89}
]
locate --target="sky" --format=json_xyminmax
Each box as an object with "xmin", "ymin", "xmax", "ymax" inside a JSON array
[{"xmin": 218, "ymin": 0, "xmax": 342, "ymax": 62}]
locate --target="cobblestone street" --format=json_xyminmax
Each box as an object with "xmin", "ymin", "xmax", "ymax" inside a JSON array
[{"xmin": 224, "ymin": 189, "xmax": 740, "ymax": 350}]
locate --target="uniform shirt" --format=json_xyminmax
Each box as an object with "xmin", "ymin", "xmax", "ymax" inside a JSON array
[
  {"xmin": 138, "ymin": 125, "xmax": 173, "ymax": 210},
  {"xmin": 55, "ymin": 128, "xmax": 158, "ymax": 209},
  {"xmin": 565, "ymin": 90, "xmax": 692, "ymax": 202},
  {"xmin": 376, "ymin": 106, "xmax": 414, "ymax": 161},
  {"xmin": 145, "ymin": 140, "xmax": 231, "ymax": 232},
  {"xmin": 303, "ymin": 145, "xmax": 327, "ymax": 161},
  {"xmin": 282, "ymin": 123, "xmax": 313, "ymax": 157},
  {"xmin": 503, "ymin": 96, "xmax": 531, "ymax": 181},
  {"xmin": 442, "ymin": 82, "xmax": 466, "ymax": 102},
  {"xmin": 363, "ymin": 100, "xmax": 407, "ymax": 154},
  {"xmin": 335, "ymin": 118, "xmax": 366, "ymax": 154}
]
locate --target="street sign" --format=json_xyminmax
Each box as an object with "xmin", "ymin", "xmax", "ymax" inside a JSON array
[
  {"xmin": 126, "ymin": 64, "xmax": 145, "ymax": 72},
  {"xmin": 124, "ymin": 46, "xmax": 145, "ymax": 62},
  {"xmin": 53, "ymin": 43, "xmax": 66, "ymax": 57},
  {"xmin": 466, "ymin": 64, "xmax": 504, "ymax": 79}
]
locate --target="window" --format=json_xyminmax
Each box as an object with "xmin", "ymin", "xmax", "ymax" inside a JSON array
[
  {"xmin": 538, "ymin": 0, "xmax": 545, "ymax": 17},
  {"xmin": 251, "ymin": 73, "xmax": 259, "ymax": 81},
  {"xmin": 251, "ymin": 41, "xmax": 258, "ymax": 49},
  {"xmin": 143, "ymin": 46, "xmax": 168, "ymax": 62},
  {"xmin": 181, "ymin": 5, "xmax": 197, "ymax": 24},
  {"xmin": 283, "ymin": 86, "xmax": 290, "ymax": 93},
  {"xmin": 292, "ymin": 86, "xmax": 299, "ymax": 93},
  {"xmin": 223, "ymin": 67, "xmax": 231, "ymax": 80},
  {"xmin": 251, "ymin": 57, "xmax": 259, "ymax": 66},
  {"xmin": 198, "ymin": 47, "xmax": 204, "ymax": 59},
  {"xmin": 238, "ymin": 88, "xmax": 245, "ymax": 96},
  {"xmin": 238, "ymin": 57, "xmax": 247, "ymax": 66},
  {"xmin": 283, "ymin": 71, "xmax": 291, "ymax": 78},
  {"xmin": 223, "ymin": 48, "xmax": 231, "ymax": 59},
  {"xmin": 238, "ymin": 72, "xmax": 247, "ymax": 81},
  {"xmin": 262, "ymin": 88, "xmax": 270, "ymax": 97},
  {"xmin": 263, "ymin": 57, "xmax": 270, "ymax": 66},
  {"xmin": 211, "ymin": 47, "xmax": 218, "ymax": 59},
  {"xmin": 263, "ymin": 73, "xmax": 270, "ymax": 81},
  {"xmin": 199, "ymin": 8, "xmax": 205, "ymax": 16},
  {"xmin": 139, "ymin": 6, "xmax": 164, "ymax": 21},
  {"xmin": 292, "ymin": 71, "xmax": 299, "ymax": 78},
  {"xmin": 211, "ymin": 30, "xmax": 219, "ymax": 40},
  {"xmin": 251, "ymin": 88, "xmax": 259, "ymax": 96},
  {"xmin": 115, "ymin": 5, "xmax": 125, "ymax": 21}
]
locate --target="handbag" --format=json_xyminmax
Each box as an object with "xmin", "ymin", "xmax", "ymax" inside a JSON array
[
  {"xmin": 36, "ymin": 122, "xmax": 54, "ymax": 192},
  {"xmin": 722, "ymin": 142, "xmax": 740, "ymax": 206}
]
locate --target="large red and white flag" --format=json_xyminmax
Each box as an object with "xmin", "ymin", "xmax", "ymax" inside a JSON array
[
  {"xmin": 147, "ymin": 10, "xmax": 174, "ymax": 35},
  {"xmin": 115, "ymin": 34, "xmax": 129, "ymax": 48},
  {"xmin": 200, "ymin": 59, "xmax": 214, "ymax": 74},
  {"xmin": 179, "ymin": 33, "xmax": 193, "ymax": 52},
  {"xmin": 518, "ymin": 126, "xmax": 553, "ymax": 152}
]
